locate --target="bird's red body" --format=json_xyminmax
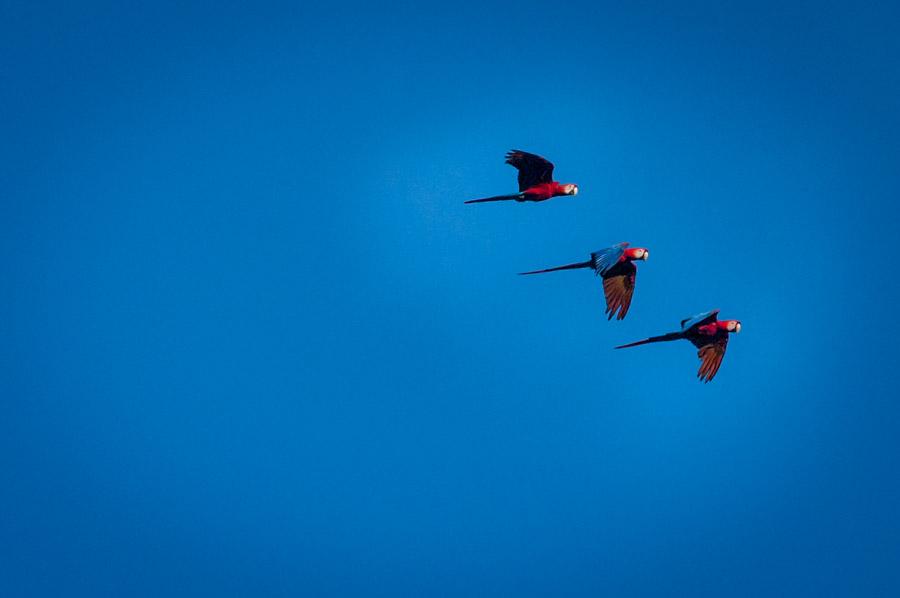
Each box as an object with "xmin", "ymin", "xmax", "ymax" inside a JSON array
[
  {"xmin": 697, "ymin": 323, "xmax": 718, "ymax": 335},
  {"xmin": 698, "ymin": 321, "xmax": 736, "ymax": 336},
  {"xmin": 521, "ymin": 181, "xmax": 571, "ymax": 201}
]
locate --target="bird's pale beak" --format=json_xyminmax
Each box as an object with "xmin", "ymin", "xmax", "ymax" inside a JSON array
[{"xmin": 643, "ymin": 251, "xmax": 649, "ymax": 261}]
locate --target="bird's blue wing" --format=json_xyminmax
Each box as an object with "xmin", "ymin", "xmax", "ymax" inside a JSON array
[
  {"xmin": 590, "ymin": 242, "xmax": 629, "ymax": 276},
  {"xmin": 680, "ymin": 309, "xmax": 720, "ymax": 331}
]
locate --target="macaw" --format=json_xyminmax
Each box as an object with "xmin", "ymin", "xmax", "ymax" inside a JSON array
[
  {"xmin": 615, "ymin": 309, "xmax": 742, "ymax": 383},
  {"xmin": 466, "ymin": 150, "xmax": 578, "ymax": 204},
  {"xmin": 519, "ymin": 242, "xmax": 648, "ymax": 320}
]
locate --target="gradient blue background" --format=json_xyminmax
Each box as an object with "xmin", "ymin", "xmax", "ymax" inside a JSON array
[{"xmin": 3, "ymin": 2, "xmax": 900, "ymax": 595}]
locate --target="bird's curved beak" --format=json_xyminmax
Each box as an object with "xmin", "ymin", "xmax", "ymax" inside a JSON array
[
  {"xmin": 734, "ymin": 322, "xmax": 742, "ymax": 333},
  {"xmin": 643, "ymin": 251, "xmax": 649, "ymax": 261}
]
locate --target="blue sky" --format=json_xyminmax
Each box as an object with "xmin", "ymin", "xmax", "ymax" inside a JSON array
[{"xmin": 3, "ymin": 2, "xmax": 900, "ymax": 596}]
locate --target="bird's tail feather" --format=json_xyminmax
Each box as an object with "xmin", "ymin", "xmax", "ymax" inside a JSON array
[
  {"xmin": 615, "ymin": 332, "xmax": 683, "ymax": 349},
  {"xmin": 518, "ymin": 261, "xmax": 593, "ymax": 275},
  {"xmin": 465, "ymin": 193, "xmax": 523, "ymax": 204}
]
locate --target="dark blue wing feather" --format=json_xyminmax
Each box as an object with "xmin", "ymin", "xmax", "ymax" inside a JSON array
[
  {"xmin": 590, "ymin": 242, "xmax": 629, "ymax": 276},
  {"xmin": 680, "ymin": 309, "xmax": 719, "ymax": 332}
]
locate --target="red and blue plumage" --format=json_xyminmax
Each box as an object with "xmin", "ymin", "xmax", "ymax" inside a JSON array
[
  {"xmin": 615, "ymin": 309, "xmax": 742, "ymax": 382},
  {"xmin": 466, "ymin": 150, "xmax": 579, "ymax": 204},
  {"xmin": 519, "ymin": 242, "xmax": 649, "ymax": 320}
]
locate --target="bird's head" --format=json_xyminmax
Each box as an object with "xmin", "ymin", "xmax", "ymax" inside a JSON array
[
  {"xmin": 722, "ymin": 320, "xmax": 742, "ymax": 333},
  {"xmin": 562, "ymin": 183, "xmax": 578, "ymax": 196},
  {"xmin": 624, "ymin": 247, "xmax": 649, "ymax": 261}
]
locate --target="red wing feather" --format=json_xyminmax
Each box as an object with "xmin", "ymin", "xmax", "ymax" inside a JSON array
[
  {"xmin": 695, "ymin": 334, "xmax": 729, "ymax": 383},
  {"xmin": 601, "ymin": 261, "xmax": 636, "ymax": 320}
]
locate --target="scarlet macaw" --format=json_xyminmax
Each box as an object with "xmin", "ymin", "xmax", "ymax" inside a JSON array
[
  {"xmin": 519, "ymin": 242, "xmax": 648, "ymax": 320},
  {"xmin": 615, "ymin": 309, "xmax": 742, "ymax": 383},
  {"xmin": 465, "ymin": 150, "xmax": 578, "ymax": 204}
]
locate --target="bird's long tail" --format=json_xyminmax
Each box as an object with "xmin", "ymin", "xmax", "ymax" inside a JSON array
[
  {"xmin": 518, "ymin": 260, "xmax": 593, "ymax": 275},
  {"xmin": 465, "ymin": 193, "xmax": 523, "ymax": 204},
  {"xmin": 615, "ymin": 332, "xmax": 683, "ymax": 349}
]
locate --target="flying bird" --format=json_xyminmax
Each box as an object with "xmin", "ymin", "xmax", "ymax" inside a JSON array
[
  {"xmin": 615, "ymin": 309, "xmax": 742, "ymax": 383},
  {"xmin": 466, "ymin": 150, "xmax": 578, "ymax": 204},
  {"xmin": 519, "ymin": 242, "xmax": 649, "ymax": 320}
]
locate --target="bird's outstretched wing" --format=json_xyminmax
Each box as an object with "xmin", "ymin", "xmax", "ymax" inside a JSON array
[
  {"xmin": 680, "ymin": 309, "xmax": 719, "ymax": 332},
  {"xmin": 688, "ymin": 331, "xmax": 729, "ymax": 383},
  {"xmin": 590, "ymin": 242, "xmax": 628, "ymax": 276},
  {"xmin": 505, "ymin": 150, "xmax": 555, "ymax": 191},
  {"xmin": 601, "ymin": 260, "xmax": 636, "ymax": 320}
]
